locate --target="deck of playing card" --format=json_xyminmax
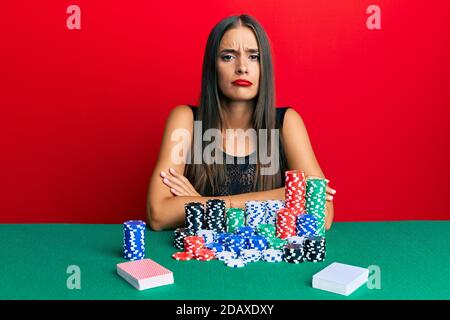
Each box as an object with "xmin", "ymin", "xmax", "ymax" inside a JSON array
[
  {"xmin": 117, "ymin": 258, "xmax": 174, "ymax": 290},
  {"xmin": 312, "ymin": 262, "xmax": 369, "ymax": 296}
]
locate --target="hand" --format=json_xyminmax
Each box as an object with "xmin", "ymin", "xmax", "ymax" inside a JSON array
[
  {"xmin": 160, "ymin": 168, "xmax": 201, "ymax": 197},
  {"xmin": 325, "ymin": 183, "xmax": 336, "ymax": 202},
  {"xmin": 306, "ymin": 176, "xmax": 336, "ymax": 201}
]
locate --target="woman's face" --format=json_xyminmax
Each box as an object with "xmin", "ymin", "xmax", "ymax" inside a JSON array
[{"xmin": 217, "ymin": 26, "xmax": 260, "ymax": 103}]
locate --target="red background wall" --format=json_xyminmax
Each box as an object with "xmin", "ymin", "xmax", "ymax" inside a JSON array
[{"xmin": 1, "ymin": 1, "xmax": 449, "ymax": 223}]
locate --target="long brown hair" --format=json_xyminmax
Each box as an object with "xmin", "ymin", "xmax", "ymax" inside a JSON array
[{"xmin": 184, "ymin": 14, "xmax": 287, "ymax": 196}]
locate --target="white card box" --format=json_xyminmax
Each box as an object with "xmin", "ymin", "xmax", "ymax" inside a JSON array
[{"xmin": 312, "ymin": 262, "xmax": 369, "ymax": 296}]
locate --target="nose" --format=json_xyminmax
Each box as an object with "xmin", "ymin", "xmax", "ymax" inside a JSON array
[{"xmin": 236, "ymin": 56, "xmax": 248, "ymax": 75}]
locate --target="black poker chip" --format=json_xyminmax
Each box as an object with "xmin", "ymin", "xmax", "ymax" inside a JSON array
[
  {"xmin": 205, "ymin": 199, "xmax": 226, "ymax": 233},
  {"xmin": 173, "ymin": 227, "xmax": 194, "ymax": 249},
  {"xmin": 184, "ymin": 202, "xmax": 205, "ymax": 233}
]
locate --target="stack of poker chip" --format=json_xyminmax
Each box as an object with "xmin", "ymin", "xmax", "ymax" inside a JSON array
[
  {"xmin": 215, "ymin": 232, "xmax": 233, "ymax": 245},
  {"xmin": 123, "ymin": 220, "xmax": 146, "ymax": 261},
  {"xmin": 235, "ymin": 226, "xmax": 255, "ymax": 237},
  {"xmin": 173, "ymin": 227, "xmax": 193, "ymax": 250},
  {"xmin": 239, "ymin": 249, "xmax": 262, "ymax": 263},
  {"xmin": 285, "ymin": 170, "xmax": 306, "ymax": 214},
  {"xmin": 216, "ymin": 251, "xmax": 246, "ymax": 268},
  {"xmin": 283, "ymin": 243, "xmax": 305, "ymax": 264},
  {"xmin": 265, "ymin": 200, "xmax": 285, "ymax": 225},
  {"xmin": 305, "ymin": 177, "xmax": 328, "ymax": 236},
  {"xmin": 184, "ymin": 202, "xmax": 205, "ymax": 233},
  {"xmin": 224, "ymin": 234, "xmax": 246, "ymax": 255},
  {"xmin": 226, "ymin": 208, "xmax": 245, "ymax": 233},
  {"xmin": 267, "ymin": 237, "xmax": 287, "ymax": 249},
  {"xmin": 287, "ymin": 235, "xmax": 306, "ymax": 245},
  {"xmin": 197, "ymin": 229, "xmax": 216, "ymax": 245},
  {"xmin": 205, "ymin": 199, "xmax": 226, "ymax": 232},
  {"xmin": 172, "ymin": 229, "xmax": 327, "ymax": 265},
  {"xmin": 224, "ymin": 257, "xmax": 247, "ymax": 268},
  {"xmin": 194, "ymin": 248, "xmax": 216, "ymax": 261},
  {"xmin": 256, "ymin": 224, "xmax": 276, "ymax": 240},
  {"xmin": 246, "ymin": 234, "xmax": 268, "ymax": 251},
  {"xmin": 171, "ymin": 235, "xmax": 216, "ymax": 261},
  {"xmin": 172, "ymin": 251, "xmax": 195, "ymax": 261},
  {"xmin": 276, "ymin": 208, "xmax": 297, "ymax": 239},
  {"xmin": 216, "ymin": 250, "xmax": 237, "ymax": 262},
  {"xmin": 245, "ymin": 200, "xmax": 267, "ymax": 228},
  {"xmin": 184, "ymin": 235, "xmax": 205, "ymax": 255},
  {"xmin": 262, "ymin": 249, "xmax": 283, "ymax": 263},
  {"xmin": 296, "ymin": 214, "xmax": 318, "ymax": 237},
  {"xmin": 205, "ymin": 242, "xmax": 226, "ymax": 253},
  {"xmin": 304, "ymin": 236, "xmax": 326, "ymax": 262}
]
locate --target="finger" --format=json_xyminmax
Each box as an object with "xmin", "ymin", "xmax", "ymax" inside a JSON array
[
  {"xmin": 165, "ymin": 175, "xmax": 192, "ymax": 195},
  {"xmin": 170, "ymin": 188, "xmax": 184, "ymax": 196},
  {"xmin": 326, "ymin": 186, "xmax": 336, "ymax": 195},
  {"xmin": 169, "ymin": 168, "xmax": 193, "ymax": 188},
  {"xmin": 326, "ymin": 195, "xmax": 334, "ymax": 201},
  {"xmin": 169, "ymin": 168, "xmax": 198, "ymax": 194},
  {"xmin": 163, "ymin": 179, "xmax": 182, "ymax": 196},
  {"xmin": 162, "ymin": 177, "xmax": 189, "ymax": 195}
]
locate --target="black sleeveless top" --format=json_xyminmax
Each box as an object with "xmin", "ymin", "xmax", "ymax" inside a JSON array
[{"xmin": 188, "ymin": 105, "xmax": 290, "ymax": 196}]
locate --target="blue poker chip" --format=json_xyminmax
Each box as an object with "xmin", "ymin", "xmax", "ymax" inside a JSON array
[
  {"xmin": 246, "ymin": 235, "xmax": 268, "ymax": 250},
  {"xmin": 205, "ymin": 242, "xmax": 226, "ymax": 253},
  {"xmin": 123, "ymin": 220, "xmax": 146, "ymax": 229},
  {"xmin": 216, "ymin": 232, "xmax": 233, "ymax": 244},
  {"xmin": 296, "ymin": 214, "xmax": 318, "ymax": 237},
  {"xmin": 123, "ymin": 220, "xmax": 146, "ymax": 260},
  {"xmin": 235, "ymin": 226, "xmax": 255, "ymax": 236}
]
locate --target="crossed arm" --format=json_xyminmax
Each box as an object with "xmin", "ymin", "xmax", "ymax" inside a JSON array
[{"xmin": 146, "ymin": 106, "xmax": 335, "ymax": 231}]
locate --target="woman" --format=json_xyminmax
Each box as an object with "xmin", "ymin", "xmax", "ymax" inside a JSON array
[{"xmin": 146, "ymin": 14, "xmax": 336, "ymax": 231}]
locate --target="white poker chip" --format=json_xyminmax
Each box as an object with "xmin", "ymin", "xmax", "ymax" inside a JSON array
[
  {"xmin": 216, "ymin": 251, "xmax": 237, "ymax": 262},
  {"xmin": 240, "ymin": 249, "xmax": 262, "ymax": 263},
  {"xmin": 287, "ymin": 236, "xmax": 306, "ymax": 245},
  {"xmin": 225, "ymin": 258, "xmax": 247, "ymax": 268},
  {"xmin": 263, "ymin": 249, "xmax": 283, "ymax": 262},
  {"xmin": 240, "ymin": 248, "xmax": 260, "ymax": 257}
]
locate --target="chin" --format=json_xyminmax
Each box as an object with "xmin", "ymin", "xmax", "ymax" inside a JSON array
[{"xmin": 226, "ymin": 93, "xmax": 258, "ymax": 101}]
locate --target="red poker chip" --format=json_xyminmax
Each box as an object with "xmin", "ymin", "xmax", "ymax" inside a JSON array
[
  {"xmin": 195, "ymin": 249, "xmax": 215, "ymax": 257},
  {"xmin": 196, "ymin": 255, "xmax": 215, "ymax": 261},
  {"xmin": 184, "ymin": 236, "xmax": 205, "ymax": 244},
  {"xmin": 195, "ymin": 255, "xmax": 215, "ymax": 261},
  {"xmin": 195, "ymin": 249, "xmax": 216, "ymax": 261},
  {"xmin": 172, "ymin": 252, "xmax": 194, "ymax": 261}
]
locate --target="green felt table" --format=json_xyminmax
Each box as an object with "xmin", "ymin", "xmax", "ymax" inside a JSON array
[{"xmin": 0, "ymin": 221, "xmax": 449, "ymax": 300}]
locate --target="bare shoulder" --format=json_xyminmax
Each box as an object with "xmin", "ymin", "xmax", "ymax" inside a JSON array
[
  {"xmin": 281, "ymin": 107, "xmax": 325, "ymax": 177},
  {"xmin": 283, "ymin": 107, "xmax": 305, "ymax": 128},
  {"xmin": 282, "ymin": 107, "xmax": 307, "ymax": 139},
  {"xmin": 167, "ymin": 104, "xmax": 194, "ymax": 129}
]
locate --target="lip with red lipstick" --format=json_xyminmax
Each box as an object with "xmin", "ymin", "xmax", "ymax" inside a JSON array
[{"xmin": 232, "ymin": 79, "xmax": 253, "ymax": 87}]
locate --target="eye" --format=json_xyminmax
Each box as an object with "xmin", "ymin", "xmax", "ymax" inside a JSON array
[
  {"xmin": 222, "ymin": 54, "xmax": 234, "ymax": 62},
  {"xmin": 250, "ymin": 54, "xmax": 260, "ymax": 61}
]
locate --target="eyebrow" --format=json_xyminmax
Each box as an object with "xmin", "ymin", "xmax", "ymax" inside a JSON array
[{"xmin": 219, "ymin": 48, "xmax": 260, "ymax": 54}]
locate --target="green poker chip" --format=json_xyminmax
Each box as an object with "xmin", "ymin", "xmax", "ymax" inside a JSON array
[
  {"xmin": 226, "ymin": 208, "xmax": 245, "ymax": 234},
  {"xmin": 305, "ymin": 177, "xmax": 328, "ymax": 236}
]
